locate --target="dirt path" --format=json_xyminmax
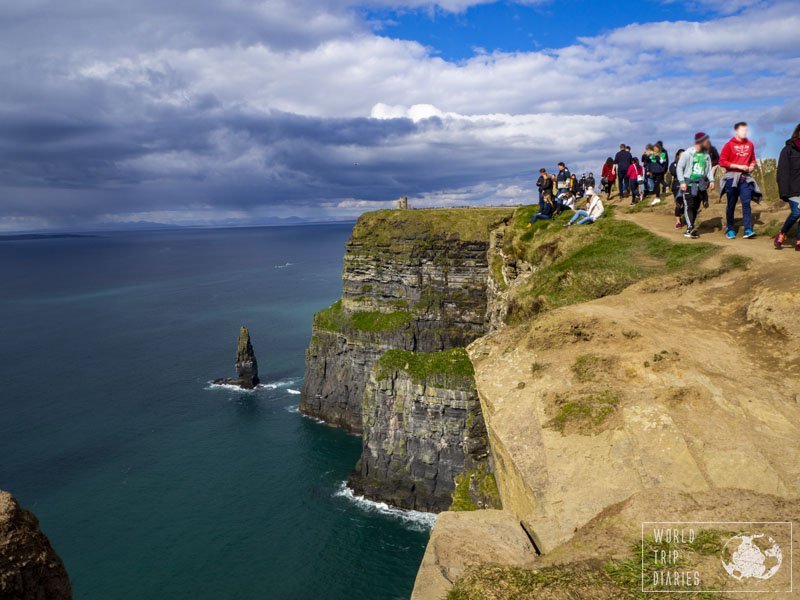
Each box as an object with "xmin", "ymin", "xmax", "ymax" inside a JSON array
[{"xmin": 612, "ymin": 198, "xmax": 795, "ymax": 267}]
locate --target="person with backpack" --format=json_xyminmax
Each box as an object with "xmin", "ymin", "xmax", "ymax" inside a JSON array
[
  {"xmin": 614, "ymin": 144, "xmax": 633, "ymax": 198},
  {"xmin": 669, "ymin": 149, "xmax": 685, "ymax": 229},
  {"xmin": 677, "ymin": 132, "xmax": 715, "ymax": 238},
  {"xmin": 647, "ymin": 142, "xmax": 669, "ymax": 206},
  {"xmin": 536, "ymin": 168, "xmax": 552, "ymax": 213},
  {"xmin": 601, "ymin": 157, "xmax": 616, "ymax": 197},
  {"xmin": 775, "ymin": 123, "xmax": 800, "ymax": 251},
  {"xmin": 564, "ymin": 187, "xmax": 604, "ymax": 226},
  {"xmin": 627, "ymin": 157, "xmax": 644, "ymax": 205},
  {"xmin": 719, "ymin": 122, "xmax": 759, "ymax": 239}
]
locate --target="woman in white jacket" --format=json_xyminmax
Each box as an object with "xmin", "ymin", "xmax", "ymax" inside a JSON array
[{"xmin": 565, "ymin": 188, "xmax": 604, "ymax": 226}]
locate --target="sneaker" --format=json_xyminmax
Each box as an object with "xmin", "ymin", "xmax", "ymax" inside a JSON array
[
  {"xmin": 563, "ymin": 223, "xmax": 571, "ymax": 228},
  {"xmin": 684, "ymin": 229, "xmax": 694, "ymax": 238},
  {"xmin": 775, "ymin": 232, "xmax": 787, "ymax": 249},
  {"xmin": 650, "ymin": 197, "xmax": 661, "ymax": 206},
  {"xmin": 726, "ymin": 230, "xmax": 736, "ymax": 240},
  {"xmin": 743, "ymin": 229, "xmax": 756, "ymax": 239},
  {"xmin": 796, "ymin": 242, "xmax": 800, "ymax": 252},
  {"xmin": 675, "ymin": 222, "xmax": 682, "ymax": 229},
  {"xmin": 527, "ymin": 223, "xmax": 532, "ymax": 229},
  {"xmin": 691, "ymin": 229, "xmax": 700, "ymax": 238}
]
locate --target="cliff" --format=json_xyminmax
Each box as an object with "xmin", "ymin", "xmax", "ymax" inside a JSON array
[
  {"xmin": 0, "ymin": 490, "xmax": 72, "ymax": 600},
  {"xmin": 300, "ymin": 207, "xmax": 514, "ymax": 433},
  {"xmin": 300, "ymin": 208, "xmax": 512, "ymax": 510},
  {"xmin": 412, "ymin": 201, "xmax": 800, "ymax": 599}
]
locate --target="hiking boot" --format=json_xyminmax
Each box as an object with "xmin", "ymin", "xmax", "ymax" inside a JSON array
[
  {"xmin": 774, "ymin": 232, "xmax": 787, "ymax": 249},
  {"xmin": 726, "ymin": 230, "xmax": 736, "ymax": 240},
  {"xmin": 743, "ymin": 229, "xmax": 756, "ymax": 239}
]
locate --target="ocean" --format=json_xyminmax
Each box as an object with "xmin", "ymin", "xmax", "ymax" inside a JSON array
[{"xmin": 0, "ymin": 225, "xmax": 431, "ymax": 600}]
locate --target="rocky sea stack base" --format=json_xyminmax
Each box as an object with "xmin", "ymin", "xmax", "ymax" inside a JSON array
[{"xmin": 212, "ymin": 326, "xmax": 260, "ymax": 389}]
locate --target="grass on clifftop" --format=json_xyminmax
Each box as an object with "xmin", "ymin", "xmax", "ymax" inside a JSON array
[
  {"xmin": 377, "ymin": 348, "xmax": 475, "ymax": 384},
  {"xmin": 314, "ymin": 299, "xmax": 414, "ymax": 334},
  {"xmin": 503, "ymin": 207, "xmax": 729, "ymax": 323},
  {"xmin": 351, "ymin": 207, "xmax": 514, "ymax": 246}
]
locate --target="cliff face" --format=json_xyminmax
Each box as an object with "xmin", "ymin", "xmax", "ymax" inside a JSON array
[
  {"xmin": 300, "ymin": 208, "xmax": 513, "ymax": 433},
  {"xmin": 0, "ymin": 491, "xmax": 72, "ymax": 600},
  {"xmin": 348, "ymin": 349, "xmax": 498, "ymax": 512}
]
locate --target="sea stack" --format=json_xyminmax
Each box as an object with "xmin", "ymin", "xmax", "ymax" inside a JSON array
[{"xmin": 213, "ymin": 326, "xmax": 260, "ymax": 389}]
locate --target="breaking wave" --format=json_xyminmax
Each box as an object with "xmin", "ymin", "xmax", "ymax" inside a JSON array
[{"xmin": 334, "ymin": 481, "xmax": 437, "ymax": 531}]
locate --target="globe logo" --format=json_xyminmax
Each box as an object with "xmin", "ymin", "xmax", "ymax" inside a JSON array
[{"xmin": 721, "ymin": 534, "xmax": 783, "ymax": 581}]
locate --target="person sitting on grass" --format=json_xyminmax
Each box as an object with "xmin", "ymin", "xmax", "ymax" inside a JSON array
[
  {"xmin": 528, "ymin": 192, "xmax": 555, "ymax": 227},
  {"xmin": 564, "ymin": 187, "xmax": 604, "ymax": 227},
  {"xmin": 555, "ymin": 190, "xmax": 576, "ymax": 215}
]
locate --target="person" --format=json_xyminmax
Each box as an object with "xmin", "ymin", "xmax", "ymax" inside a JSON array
[
  {"xmin": 656, "ymin": 140, "xmax": 670, "ymax": 167},
  {"xmin": 564, "ymin": 187, "xmax": 604, "ymax": 226},
  {"xmin": 578, "ymin": 174, "xmax": 588, "ymax": 197},
  {"xmin": 642, "ymin": 144, "xmax": 654, "ymax": 198},
  {"xmin": 627, "ymin": 157, "xmax": 644, "ymax": 205},
  {"xmin": 775, "ymin": 123, "xmax": 800, "ymax": 250},
  {"xmin": 614, "ymin": 144, "xmax": 633, "ymax": 198},
  {"xmin": 587, "ymin": 172, "xmax": 596, "ymax": 190},
  {"xmin": 669, "ymin": 149, "xmax": 685, "ymax": 229},
  {"xmin": 569, "ymin": 173, "xmax": 580, "ymax": 197},
  {"xmin": 536, "ymin": 168, "xmax": 552, "ymax": 213},
  {"xmin": 647, "ymin": 142, "xmax": 669, "ymax": 205},
  {"xmin": 601, "ymin": 157, "xmax": 616, "ymax": 196},
  {"xmin": 719, "ymin": 122, "xmax": 758, "ymax": 239},
  {"xmin": 677, "ymin": 132, "xmax": 715, "ymax": 238},
  {"xmin": 555, "ymin": 190, "xmax": 576, "ymax": 214},
  {"xmin": 555, "ymin": 162, "xmax": 571, "ymax": 198},
  {"xmin": 528, "ymin": 192, "xmax": 555, "ymax": 226}
]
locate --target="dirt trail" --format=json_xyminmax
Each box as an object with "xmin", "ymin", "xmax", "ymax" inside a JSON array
[{"xmin": 613, "ymin": 197, "xmax": 794, "ymax": 267}]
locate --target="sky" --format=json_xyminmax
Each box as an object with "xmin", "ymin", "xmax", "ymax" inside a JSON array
[{"xmin": 1, "ymin": 0, "xmax": 798, "ymax": 231}]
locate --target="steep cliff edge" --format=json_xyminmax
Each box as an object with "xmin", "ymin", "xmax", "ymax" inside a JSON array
[
  {"xmin": 300, "ymin": 208, "xmax": 512, "ymax": 510},
  {"xmin": 300, "ymin": 208, "xmax": 514, "ymax": 433},
  {"xmin": 413, "ymin": 202, "xmax": 800, "ymax": 599},
  {"xmin": 0, "ymin": 490, "xmax": 72, "ymax": 600}
]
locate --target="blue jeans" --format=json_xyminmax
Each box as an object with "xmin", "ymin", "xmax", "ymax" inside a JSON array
[
  {"xmin": 530, "ymin": 213, "xmax": 551, "ymax": 224},
  {"xmin": 569, "ymin": 210, "xmax": 594, "ymax": 225},
  {"xmin": 780, "ymin": 198, "xmax": 800, "ymax": 236},
  {"xmin": 619, "ymin": 176, "xmax": 629, "ymax": 195},
  {"xmin": 538, "ymin": 191, "xmax": 545, "ymax": 213},
  {"xmin": 725, "ymin": 179, "xmax": 753, "ymax": 232},
  {"xmin": 646, "ymin": 176, "xmax": 654, "ymax": 194}
]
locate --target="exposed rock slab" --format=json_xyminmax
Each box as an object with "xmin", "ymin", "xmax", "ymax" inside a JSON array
[{"xmin": 0, "ymin": 490, "xmax": 71, "ymax": 600}]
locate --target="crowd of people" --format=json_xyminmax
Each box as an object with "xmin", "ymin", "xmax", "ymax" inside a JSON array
[{"xmin": 530, "ymin": 122, "xmax": 800, "ymax": 250}]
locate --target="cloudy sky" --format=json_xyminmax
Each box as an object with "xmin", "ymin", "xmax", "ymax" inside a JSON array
[{"xmin": 1, "ymin": 0, "xmax": 798, "ymax": 231}]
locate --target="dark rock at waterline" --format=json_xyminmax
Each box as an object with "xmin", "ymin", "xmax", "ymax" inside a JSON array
[
  {"xmin": 0, "ymin": 490, "xmax": 72, "ymax": 600},
  {"xmin": 212, "ymin": 326, "xmax": 260, "ymax": 389}
]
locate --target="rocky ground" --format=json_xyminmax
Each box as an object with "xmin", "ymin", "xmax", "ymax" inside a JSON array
[{"xmin": 413, "ymin": 196, "xmax": 800, "ymax": 599}]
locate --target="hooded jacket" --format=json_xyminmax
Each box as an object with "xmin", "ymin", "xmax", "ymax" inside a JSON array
[
  {"xmin": 777, "ymin": 138, "xmax": 800, "ymax": 199},
  {"xmin": 719, "ymin": 136, "xmax": 756, "ymax": 173}
]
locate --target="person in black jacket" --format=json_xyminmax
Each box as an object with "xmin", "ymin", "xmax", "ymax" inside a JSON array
[
  {"xmin": 775, "ymin": 123, "xmax": 800, "ymax": 250},
  {"xmin": 614, "ymin": 144, "xmax": 633, "ymax": 198},
  {"xmin": 536, "ymin": 168, "xmax": 552, "ymax": 213},
  {"xmin": 669, "ymin": 149, "xmax": 685, "ymax": 230},
  {"xmin": 647, "ymin": 143, "xmax": 669, "ymax": 205}
]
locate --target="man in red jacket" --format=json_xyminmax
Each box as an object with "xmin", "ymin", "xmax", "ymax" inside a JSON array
[{"xmin": 719, "ymin": 122, "xmax": 757, "ymax": 238}]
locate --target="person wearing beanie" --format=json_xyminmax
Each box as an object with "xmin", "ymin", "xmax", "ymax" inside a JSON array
[
  {"xmin": 775, "ymin": 123, "xmax": 800, "ymax": 250},
  {"xmin": 719, "ymin": 122, "xmax": 758, "ymax": 239},
  {"xmin": 676, "ymin": 132, "xmax": 715, "ymax": 238}
]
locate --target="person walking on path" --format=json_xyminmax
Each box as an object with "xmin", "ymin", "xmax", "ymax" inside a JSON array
[
  {"xmin": 648, "ymin": 142, "xmax": 669, "ymax": 206},
  {"xmin": 719, "ymin": 122, "xmax": 759, "ymax": 239},
  {"xmin": 564, "ymin": 187, "xmax": 604, "ymax": 226},
  {"xmin": 775, "ymin": 123, "xmax": 800, "ymax": 250},
  {"xmin": 669, "ymin": 149, "xmax": 685, "ymax": 229},
  {"xmin": 601, "ymin": 157, "xmax": 616, "ymax": 197},
  {"xmin": 677, "ymin": 132, "xmax": 715, "ymax": 238},
  {"xmin": 536, "ymin": 168, "xmax": 552, "ymax": 213},
  {"xmin": 627, "ymin": 158, "xmax": 644, "ymax": 205},
  {"xmin": 614, "ymin": 144, "xmax": 633, "ymax": 198}
]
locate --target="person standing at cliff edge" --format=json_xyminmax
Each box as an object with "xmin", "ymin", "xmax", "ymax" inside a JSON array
[
  {"xmin": 775, "ymin": 123, "xmax": 800, "ymax": 251},
  {"xmin": 614, "ymin": 144, "xmax": 633, "ymax": 198},
  {"xmin": 536, "ymin": 168, "xmax": 552, "ymax": 213},
  {"xmin": 719, "ymin": 122, "xmax": 759, "ymax": 239},
  {"xmin": 677, "ymin": 132, "xmax": 715, "ymax": 238}
]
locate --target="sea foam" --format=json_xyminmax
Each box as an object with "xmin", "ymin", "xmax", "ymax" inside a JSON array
[{"xmin": 334, "ymin": 481, "xmax": 437, "ymax": 531}]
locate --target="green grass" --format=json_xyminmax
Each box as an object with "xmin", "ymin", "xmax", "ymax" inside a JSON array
[
  {"xmin": 571, "ymin": 353, "xmax": 613, "ymax": 383},
  {"xmin": 376, "ymin": 348, "xmax": 475, "ymax": 384},
  {"xmin": 504, "ymin": 208, "xmax": 720, "ymax": 323},
  {"xmin": 351, "ymin": 207, "xmax": 514, "ymax": 248},
  {"xmin": 450, "ymin": 464, "xmax": 501, "ymax": 511},
  {"xmin": 546, "ymin": 389, "xmax": 622, "ymax": 434},
  {"xmin": 313, "ymin": 299, "xmax": 414, "ymax": 334}
]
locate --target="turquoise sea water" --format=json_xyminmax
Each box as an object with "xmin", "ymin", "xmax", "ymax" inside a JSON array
[{"xmin": 0, "ymin": 225, "xmax": 431, "ymax": 600}]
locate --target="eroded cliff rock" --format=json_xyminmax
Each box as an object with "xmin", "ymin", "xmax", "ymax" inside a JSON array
[
  {"xmin": 348, "ymin": 348, "xmax": 499, "ymax": 512},
  {"xmin": 213, "ymin": 326, "xmax": 259, "ymax": 389},
  {"xmin": 0, "ymin": 491, "xmax": 71, "ymax": 600},
  {"xmin": 300, "ymin": 208, "xmax": 513, "ymax": 433}
]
